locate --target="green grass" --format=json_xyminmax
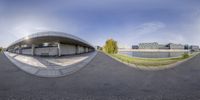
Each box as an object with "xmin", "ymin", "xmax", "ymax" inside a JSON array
[{"xmin": 110, "ymin": 53, "xmax": 195, "ymax": 67}]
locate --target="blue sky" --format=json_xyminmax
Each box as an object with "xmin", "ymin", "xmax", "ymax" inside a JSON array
[{"xmin": 1, "ymin": 0, "xmax": 200, "ymax": 48}]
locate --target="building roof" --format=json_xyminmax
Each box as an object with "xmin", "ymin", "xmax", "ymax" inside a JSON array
[{"xmin": 7, "ymin": 31, "xmax": 94, "ymax": 48}]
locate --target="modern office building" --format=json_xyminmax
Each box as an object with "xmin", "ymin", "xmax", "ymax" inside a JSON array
[
  {"xmin": 139, "ymin": 42, "xmax": 159, "ymax": 49},
  {"xmin": 6, "ymin": 31, "xmax": 95, "ymax": 56},
  {"xmin": 158, "ymin": 44, "xmax": 169, "ymax": 49},
  {"xmin": 134, "ymin": 42, "xmax": 189, "ymax": 50},
  {"xmin": 132, "ymin": 45, "xmax": 139, "ymax": 49},
  {"xmin": 167, "ymin": 43, "xmax": 185, "ymax": 50},
  {"xmin": 190, "ymin": 45, "xmax": 200, "ymax": 52}
]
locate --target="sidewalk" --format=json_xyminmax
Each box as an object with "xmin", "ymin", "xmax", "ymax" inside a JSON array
[{"xmin": 4, "ymin": 51, "xmax": 97, "ymax": 77}]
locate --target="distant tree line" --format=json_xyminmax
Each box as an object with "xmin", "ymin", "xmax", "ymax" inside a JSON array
[{"xmin": 103, "ymin": 39, "xmax": 118, "ymax": 54}]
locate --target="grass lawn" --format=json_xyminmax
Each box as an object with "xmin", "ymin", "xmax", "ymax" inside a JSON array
[{"xmin": 110, "ymin": 53, "xmax": 196, "ymax": 67}]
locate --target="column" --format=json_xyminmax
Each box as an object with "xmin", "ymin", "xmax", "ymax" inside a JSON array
[
  {"xmin": 75, "ymin": 45, "xmax": 78, "ymax": 54},
  {"xmin": 57, "ymin": 43, "xmax": 61, "ymax": 56},
  {"xmin": 84, "ymin": 47, "xmax": 86, "ymax": 53},
  {"xmin": 18, "ymin": 45, "xmax": 22, "ymax": 54},
  {"xmin": 32, "ymin": 44, "xmax": 35, "ymax": 56}
]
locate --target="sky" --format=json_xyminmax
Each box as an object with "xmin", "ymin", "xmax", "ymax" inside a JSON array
[{"xmin": 1, "ymin": 0, "xmax": 200, "ymax": 48}]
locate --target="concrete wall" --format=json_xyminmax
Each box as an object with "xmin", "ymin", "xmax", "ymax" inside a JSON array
[
  {"xmin": 85, "ymin": 47, "xmax": 88, "ymax": 53},
  {"xmin": 60, "ymin": 44, "xmax": 76, "ymax": 55},
  {"xmin": 77, "ymin": 46, "xmax": 84, "ymax": 54},
  {"xmin": 8, "ymin": 43, "xmax": 94, "ymax": 56},
  {"xmin": 89, "ymin": 48, "xmax": 93, "ymax": 52},
  {"xmin": 21, "ymin": 49, "xmax": 32, "ymax": 55},
  {"xmin": 15, "ymin": 50, "xmax": 20, "ymax": 54},
  {"xmin": 35, "ymin": 47, "xmax": 58, "ymax": 56}
]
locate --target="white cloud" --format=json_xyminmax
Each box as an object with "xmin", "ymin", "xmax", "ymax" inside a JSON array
[
  {"xmin": 116, "ymin": 22, "xmax": 165, "ymax": 48},
  {"xmin": 1, "ymin": 0, "xmax": 200, "ymax": 48},
  {"xmin": 133, "ymin": 22, "xmax": 165, "ymax": 35},
  {"xmin": 0, "ymin": 13, "xmax": 82, "ymax": 47}
]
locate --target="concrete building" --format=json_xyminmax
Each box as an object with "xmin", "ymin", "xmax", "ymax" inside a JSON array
[
  {"xmin": 132, "ymin": 42, "xmax": 200, "ymax": 51},
  {"xmin": 159, "ymin": 44, "xmax": 169, "ymax": 49},
  {"xmin": 6, "ymin": 31, "xmax": 95, "ymax": 56},
  {"xmin": 135, "ymin": 42, "xmax": 186, "ymax": 50},
  {"xmin": 132, "ymin": 45, "xmax": 139, "ymax": 49},
  {"xmin": 190, "ymin": 45, "xmax": 200, "ymax": 52},
  {"xmin": 139, "ymin": 42, "xmax": 159, "ymax": 49},
  {"xmin": 167, "ymin": 43, "xmax": 185, "ymax": 50}
]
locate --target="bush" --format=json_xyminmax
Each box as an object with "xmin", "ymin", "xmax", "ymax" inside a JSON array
[
  {"xmin": 182, "ymin": 53, "xmax": 189, "ymax": 58},
  {"xmin": 103, "ymin": 39, "xmax": 118, "ymax": 54},
  {"xmin": 96, "ymin": 46, "xmax": 103, "ymax": 51},
  {"xmin": 0, "ymin": 47, "xmax": 2, "ymax": 52}
]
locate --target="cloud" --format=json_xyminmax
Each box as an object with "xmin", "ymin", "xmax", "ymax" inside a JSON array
[
  {"xmin": 0, "ymin": 12, "xmax": 83, "ymax": 47},
  {"xmin": 1, "ymin": 0, "xmax": 200, "ymax": 48},
  {"xmin": 114, "ymin": 22, "xmax": 165, "ymax": 48},
  {"xmin": 133, "ymin": 22, "xmax": 165, "ymax": 35}
]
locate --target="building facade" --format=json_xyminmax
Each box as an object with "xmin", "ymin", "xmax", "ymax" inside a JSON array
[
  {"xmin": 132, "ymin": 45, "xmax": 139, "ymax": 49},
  {"xmin": 135, "ymin": 42, "xmax": 187, "ymax": 50},
  {"xmin": 139, "ymin": 42, "xmax": 159, "ymax": 49},
  {"xmin": 167, "ymin": 43, "xmax": 185, "ymax": 50},
  {"xmin": 190, "ymin": 45, "xmax": 200, "ymax": 52},
  {"xmin": 158, "ymin": 44, "xmax": 169, "ymax": 49},
  {"xmin": 6, "ymin": 31, "xmax": 95, "ymax": 56}
]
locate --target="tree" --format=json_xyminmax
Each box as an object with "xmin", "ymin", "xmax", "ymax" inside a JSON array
[
  {"xmin": 103, "ymin": 39, "xmax": 118, "ymax": 54},
  {"xmin": 96, "ymin": 46, "xmax": 103, "ymax": 51},
  {"xmin": 182, "ymin": 53, "xmax": 189, "ymax": 58}
]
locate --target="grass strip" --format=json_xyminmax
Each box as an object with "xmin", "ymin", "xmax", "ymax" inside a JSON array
[{"xmin": 110, "ymin": 53, "xmax": 196, "ymax": 67}]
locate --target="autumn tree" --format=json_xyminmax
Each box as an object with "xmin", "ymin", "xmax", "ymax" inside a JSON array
[{"xmin": 103, "ymin": 39, "xmax": 118, "ymax": 54}]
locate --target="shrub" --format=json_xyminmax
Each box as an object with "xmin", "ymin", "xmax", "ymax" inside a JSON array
[
  {"xmin": 182, "ymin": 53, "xmax": 189, "ymax": 58},
  {"xmin": 103, "ymin": 39, "xmax": 118, "ymax": 54},
  {"xmin": 96, "ymin": 46, "xmax": 103, "ymax": 51},
  {"xmin": 0, "ymin": 47, "xmax": 2, "ymax": 52}
]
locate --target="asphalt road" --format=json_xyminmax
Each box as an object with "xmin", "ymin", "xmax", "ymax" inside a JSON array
[{"xmin": 1, "ymin": 52, "xmax": 200, "ymax": 100}]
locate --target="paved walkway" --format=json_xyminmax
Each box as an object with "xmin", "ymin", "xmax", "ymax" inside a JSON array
[
  {"xmin": 4, "ymin": 51, "xmax": 97, "ymax": 77},
  {"xmin": 1, "ymin": 52, "xmax": 200, "ymax": 100}
]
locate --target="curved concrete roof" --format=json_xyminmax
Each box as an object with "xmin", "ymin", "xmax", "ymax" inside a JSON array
[{"xmin": 8, "ymin": 31, "xmax": 94, "ymax": 48}]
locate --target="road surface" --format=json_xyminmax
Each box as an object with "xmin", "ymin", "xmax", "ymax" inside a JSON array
[{"xmin": 1, "ymin": 52, "xmax": 200, "ymax": 100}]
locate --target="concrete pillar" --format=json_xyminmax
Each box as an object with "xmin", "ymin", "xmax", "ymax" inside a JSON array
[
  {"xmin": 58, "ymin": 43, "xmax": 61, "ymax": 56},
  {"xmin": 14, "ymin": 46, "xmax": 17, "ymax": 53},
  {"xmin": 83, "ymin": 47, "xmax": 85, "ymax": 53},
  {"xmin": 75, "ymin": 45, "xmax": 78, "ymax": 54},
  {"xmin": 32, "ymin": 44, "xmax": 35, "ymax": 56},
  {"xmin": 18, "ymin": 45, "xmax": 22, "ymax": 54}
]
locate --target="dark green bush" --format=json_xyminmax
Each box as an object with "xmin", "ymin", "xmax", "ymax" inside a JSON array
[
  {"xmin": 0, "ymin": 47, "xmax": 2, "ymax": 52},
  {"xmin": 182, "ymin": 53, "xmax": 189, "ymax": 58}
]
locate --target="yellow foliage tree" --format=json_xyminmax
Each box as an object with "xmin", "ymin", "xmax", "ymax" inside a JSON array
[{"xmin": 103, "ymin": 39, "xmax": 118, "ymax": 54}]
